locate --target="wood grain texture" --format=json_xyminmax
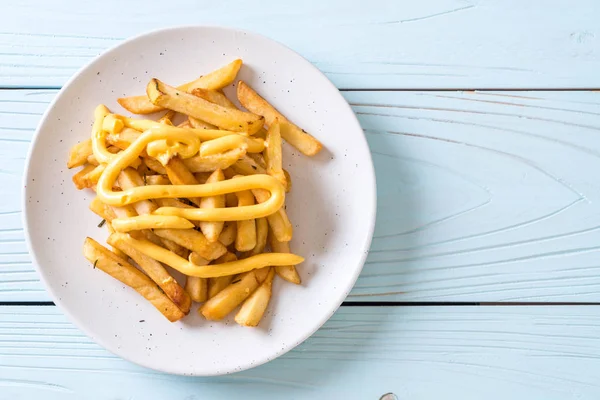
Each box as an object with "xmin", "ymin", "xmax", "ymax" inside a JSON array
[
  {"xmin": 1, "ymin": 305, "xmax": 600, "ymax": 399},
  {"xmin": 1, "ymin": 0, "xmax": 599, "ymax": 89},
  {"xmin": 4, "ymin": 90, "xmax": 600, "ymax": 302}
]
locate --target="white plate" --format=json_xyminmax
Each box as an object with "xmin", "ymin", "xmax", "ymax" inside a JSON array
[{"xmin": 23, "ymin": 26, "xmax": 376, "ymax": 376}]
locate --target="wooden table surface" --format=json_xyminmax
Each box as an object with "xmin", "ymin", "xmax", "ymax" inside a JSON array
[{"xmin": 3, "ymin": 1, "xmax": 600, "ymax": 398}]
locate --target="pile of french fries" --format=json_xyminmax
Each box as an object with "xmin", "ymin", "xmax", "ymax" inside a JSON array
[{"xmin": 68, "ymin": 59, "xmax": 323, "ymax": 326}]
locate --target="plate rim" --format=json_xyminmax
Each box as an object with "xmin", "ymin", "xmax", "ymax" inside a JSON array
[{"xmin": 21, "ymin": 25, "xmax": 377, "ymax": 376}]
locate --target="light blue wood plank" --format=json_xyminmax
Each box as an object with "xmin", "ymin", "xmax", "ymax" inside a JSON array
[
  {"xmin": 4, "ymin": 90, "xmax": 600, "ymax": 302},
  {"xmin": 0, "ymin": 0, "xmax": 599, "ymax": 88},
  {"xmin": 1, "ymin": 306, "xmax": 600, "ymax": 399}
]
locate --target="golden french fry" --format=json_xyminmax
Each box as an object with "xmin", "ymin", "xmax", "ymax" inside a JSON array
[
  {"xmin": 235, "ymin": 268, "xmax": 275, "ymax": 326},
  {"xmin": 234, "ymin": 189, "xmax": 257, "ymax": 252},
  {"xmin": 194, "ymin": 172, "xmax": 211, "ymax": 183},
  {"xmin": 191, "ymin": 88, "xmax": 237, "ymax": 109},
  {"xmin": 72, "ymin": 164, "xmax": 96, "ymax": 190},
  {"xmin": 182, "ymin": 147, "xmax": 246, "ymax": 173},
  {"xmin": 237, "ymin": 81, "xmax": 322, "ymax": 155},
  {"xmin": 189, "ymin": 117, "xmax": 217, "ymax": 129},
  {"xmin": 207, "ymin": 252, "xmax": 237, "ymax": 298},
  {"xmin": 102, "ymin": 114, "xmax": 125, "ymax": 134},
  {"xmin": 111, "ymin": 215, "xmax": 194, "ymax": 232},
  {"xmin": 106, "ymin": 128, "xmax": 141, "ymax": 151},
  {"xmin": 264, "ymin": 120, "xmax": 286, "ymax": 186},
  {"xmin": 246, "ymin": 217, "xmax": 268, "ymax": 256},
  {"xmin": 184, "ymin": 59, "xmax": 243, "ymax": 91},
  {"xmin": 185, "ymin": 254, "xmax": 209, "ymax": 303},
  {"xmin": 142, "ymin": 230, "xmax": 188, "ymax": 259},
  {"xmin": 89, "ymin": 197, "xmax": 117, "ymax": 222},
  {"xmin": 143, "ymin": 157, "xmax": 167, "ymax": 174},
  {"xmin": 117, "ymin": 168, "xmax": 158, "ymax": 215},
  {"xmin": 230, "ymin": 155, "xmax": 266, "ymax": 176},
  {"xmin": 158, "ymin": 110, "xmax": 176, "ymax": 125},
  {"xmin": 283, "ymin": 169, "xmax": 292, "ymax": 192},
  {"xmin": 147, "ymin": 78, "xmax": 264, "ymax": 134},
  {"xmin": 110, "ymin": 204, "xmax": 137, "ymax": 219},
  {"xmin": 153, "ymin": 228, "xmax": 227, "ymax": 260},
  {"xmin": 218, "ymin": 222, "xmax": 237, "ymax": 246},
  {"xmin": 200, "ymin": 271, "xmax": 260, "ymax": 321},
  {"xmin": 145, "ymin": 174, "xmax": 171, "ymax": 185},
  {"xmin": 177, "ymin": 119, "xmax": 192, "ymax": 128},
  {"xmin": 252, "ymin": 188, "xmax": 293, "ymax": 242},
  {"xmin": 83, "ymin": 238, "xmax": 185, "ymax": 322},
  {"xmin": 164, "ymin": 156, "xmax": 202, "ymax": 206},
  {"xmin": 269, "ymin": 230, "xmax": 301, "ymax": 284},
  {"xmin": 107, "ymin": 233, "xmax": 191, "ymax": 314},
  {"xmin": 198, "ymin": 169, "xmax": 226, "ymax": 242},
  {"xmin": 247, "ymin": 153, "xmax": 266, "ymax": 169},
  {"xmin": 67, "ymin": 139, "xmax": 93, "ymax": 169},
  {"xmin": 87, "ymin": 154, "xmax": 99, "ymax": 166},
  {"xmin": 104, "ymin": 222, "xmax": 128, "ymax": 258},
  {"xmin": 117, "ymin": 59, "xmax": 243, "ymax": 114}
]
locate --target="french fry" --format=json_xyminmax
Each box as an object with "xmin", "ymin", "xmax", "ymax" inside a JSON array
[
  {"xmin": 107, "ymin": 233, "xmax": 191, "ymax": 314},
  {"xmin": 199, "ymin": 169, "xmax": 225, "ymax": 242},
  {"xmin": 192, "ymin": 88, "xmax": 237, "ymax": 109},
  {"xmin": 199, "ymin": 270, "xmax": 260, "ymax": 321},
  {"xmin": 83, "ymin": 238, "xmax": 185, "ymax": 322},
  {"xmin": 147, "ymin": 78, "xmax": 264, "ymax": 134},
  {"xmin": 194, "ymin": 172, "xmax": 211, "ymax": 183},
  {"xmin": 189, "ymin": 116, "xmax": 217, "ymax": 130},
  {"xmin": 164, "ymin": 156, "xmax": 202, "ymax": 206},
  {"xmin": 247, "ymin": 152, "xmax": 266, "ymax": 169},
  {"xmin": 89, "ymin": 196, "xmax": 117, "ymax": 222},
  {"xmin": 230, "ymin": 155, "xmax": 266, "ymax": 175},
  {"xmin": 182, "ymin": 147, "xmax": 246, "ymax": 173},
  {"xmin": 184, "ymin": 59, "xmax": 243, "ymax": 91},
  {"xmin": 207, "ymin": 252, "xmax": 237, "ymax": 298},
  {"xmin": 144, "ymin": 157, "xmax": 168, "ymax": 174},
  {"xmin": 218, "ymin": 222, "xmax": 237, "ymax": 246},
  {"xmin": 177, "ymin": 119, "xmax": 192, "ymax": 128},
  {"xmin": 158, "ymin": 110, "xmax": 176, "ymax": 125},
  {"xmin": 252, "ymin": 188, "xmax": 293, "ymax": 242},
  {"xmin": 264, "ymin": 120, "xmax": 286, "ymax": 187},
  {"xmin": 246, "ymin": 217, "xmax": 268, "ymax": 256},
  {"xmin": 67, "ymin": 139, "xmax": 93, "ymax": 169},
  {"xmin": 254, "ymin": 266, "xmax": 271, "ymax": 283},
  {"xmin": 234, "ymin": 189, "xmax": 257, "ymax": 252},
  {"xmin": 145, "ymin": 175, "xmax": 171, "ymax": 185},
  {"xmin": 102, "ymin": 114, "xmax": 125, "ymax": 134},
  {"xmin": 117, "ymin": 168, "xmax": 158, "ymax": 215},
  {"xmin": 104, "ymin": 222, "xmax": 128, "ymax": 258},
  {"xmin": 235, "ymin": 268, "xmax": 275, "ymax": 327},
  {"xmin": 117, "ymin": 59, "xmax": 243, "ymax": 114},
  {"xmin": 117, "ymin": 168, "xmax": 190, "ymax": 256},
  {"xmin": 185, "ymin": 254, "xmax": 209, "ymax": 303},
  {"xmin": 283, "ymin": 169, "xmax": 292, "ymax": 192},
  {"xmin": 72, "ymin": 164, "xmax": 96, "ymax": 190},
  {"xmin": 87, "ymin": 154, "xmax": 99, "ymax": 166},
  {"xmin": 111, "ymin": 215, "xmax": 194, "ymax": 232},
  {"xmin": 269, "ymin": 230, "xmax": 301, "ymax": 284},
  {"xmin": 141, "ymin": 229, "xmax": 188, "ymax": 259},
  {"xmin": 106, "ymin": 128, "xmax": 141, "ymax": 151},
  {"xmin": 237, "ymin": 81, "xmax": 322, "ymax": 155},
  {"xmin": 153, "ymin": 228, "xmax": 227, "ymax": 260}
]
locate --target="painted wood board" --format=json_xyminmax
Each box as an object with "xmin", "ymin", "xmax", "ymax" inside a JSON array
[
  {"xmin": 3, "ymin": 90, "xmax": 600, "ymax": 302},
  {"xmin": 0, "ymin": 0, "xmax": 599, "ymax": 89},
  {"xmin": 1, "ymin": 305, "xmax": 600, "ymax": 399}
]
